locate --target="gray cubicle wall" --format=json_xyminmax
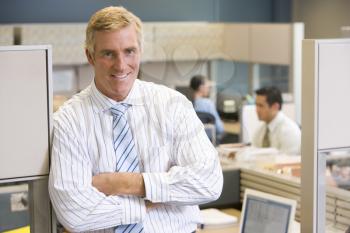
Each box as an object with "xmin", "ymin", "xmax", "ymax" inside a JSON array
[
  {"xmin": 0, "ymin": 45, "xmax": 52, "ymax": 183},
  {"xmin": 0, "ymin": 25, "xmax": 14, "ymax": 45},
  {"xmin": 200, "ymin": 169, "xmax": 241, "ymax": 209},
  {"xmin": 301, "ymin": 39, "xmax": 350, "ymax": 233}
]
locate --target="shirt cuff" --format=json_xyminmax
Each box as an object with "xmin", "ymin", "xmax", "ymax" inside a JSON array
[
  {"xmin": 119, "ymin": 196, "xmax": 146, "ymax": 225},
  {"xmin": 142, "ymin": 172, "xmax": 170, "ymax": 202}
]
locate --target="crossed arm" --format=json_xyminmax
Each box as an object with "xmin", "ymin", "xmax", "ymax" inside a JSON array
[
  {"xmin": 49, "ymin": 96, "xmax": 222, "ymax": 232},
  {"xmin": 92, "ymin": 172, "xmax": 163, "ymax": 210},
  {"xmin": 92, "ymin": 172, "xmax": 145, "ymax": 197}
]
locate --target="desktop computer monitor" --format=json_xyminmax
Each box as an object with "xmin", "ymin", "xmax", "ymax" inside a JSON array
[{"xmin": 240, "ymin": 189, "xmax": 297, "ymax": 233}]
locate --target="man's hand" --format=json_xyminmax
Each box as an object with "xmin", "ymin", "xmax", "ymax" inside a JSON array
[
  {"xmin": 92, "ymin": 172, "xmax": 145, "ymax": 197},
  {"xmin": 145, "ymin": 200, "xmax": 163, "ymax": 212}
]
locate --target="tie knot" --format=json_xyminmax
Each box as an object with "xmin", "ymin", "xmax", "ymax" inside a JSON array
[{"xmin": 110, "ymin": 103, "xmax": 130, "ymax": 117}]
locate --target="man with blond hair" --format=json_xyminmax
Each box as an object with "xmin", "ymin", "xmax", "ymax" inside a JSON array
[{"xmin": 49, "ymin": 6, "xmax": 223, "ymax": 233}]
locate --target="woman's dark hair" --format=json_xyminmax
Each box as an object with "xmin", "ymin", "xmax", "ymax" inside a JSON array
[{"xmin": 190, "ymin": 75, "xmax": 205, "ymax": 91}]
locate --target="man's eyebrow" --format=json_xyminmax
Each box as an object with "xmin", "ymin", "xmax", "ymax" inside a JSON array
[
  {"xmin": 100, "ymin": 49, "xmax": 114, "ymax": 53},
  {"xmin": 125, "ymin": 46, "xmax": 137, "ymax": 50}
]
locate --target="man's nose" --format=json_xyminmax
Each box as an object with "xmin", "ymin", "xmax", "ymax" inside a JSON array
[{"xmin": 113, "ymin": 55, "xmax": 126, "ymax": 71}]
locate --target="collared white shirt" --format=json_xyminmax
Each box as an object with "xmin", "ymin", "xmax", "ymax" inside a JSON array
[
  {"xmin": 252, "ymin": 112, "xmax": 301, "ymax": 155},
  {"xmin": 49, "ymin": 79, "xmax": 223, "ymax": 233}
]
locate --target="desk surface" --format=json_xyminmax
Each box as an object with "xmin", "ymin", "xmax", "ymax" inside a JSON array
[
  {"xmin": 223, "ymin": 121, "xmax": 240, "ymax": 134},
  {"xmin": 197, "ymin": 208, "xmax": 240, "ymax": 233}
]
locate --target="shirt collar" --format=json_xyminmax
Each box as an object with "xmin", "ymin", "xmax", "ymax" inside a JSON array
[
  {"xmin": 90, "ymin": 79, "xmax": 144, "ymax": 114},
  {"xmin": 267, "ymin": 111, "xmax": 284, "ymax": 132}
]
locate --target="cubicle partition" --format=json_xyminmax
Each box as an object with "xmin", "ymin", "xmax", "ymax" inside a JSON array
[
  {"xmin": 0, "ymin": 25, "xmax": 13, "ymax": 45},
  {"xmin": 302, "ymin": 39, "xmax": 350, "ymax": 233},
  {"xmin": 0, "ymin": 45, "xmax": 53, "ymax": 233},
  {"xmin": 14, "ymin": 23, "xmax": 303, "ymax": 105},
  {"xmin": 238, "ymin": 165, "xmax": 350, "ymax": 232}
]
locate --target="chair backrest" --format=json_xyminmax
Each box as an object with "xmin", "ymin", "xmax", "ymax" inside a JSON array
[
  {"xmin": 196, "ymin": 111, "xmax": 215, "ymax": 124},
  {"xmin": 196, "ymin": 111, "xmax": 216, "ymax": 144},
  {"xmin": 203, "ymin": 124, "xmax": 216, "ymax": 145}
]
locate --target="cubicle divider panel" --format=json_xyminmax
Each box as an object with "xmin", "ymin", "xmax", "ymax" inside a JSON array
[
  {"xmin": 318, "ymin": 41, "xmax": 350, "ymax": 150},
  {"xmin": 21, "ymin": 24, "xmax": 86, "ymax": 65},
  {"xmin": 301, "ymin": 39, "xmax": 350, "ymax": 233},
  {"xmin": 0, "ymin": 26, "xmax": 14, "ymax": 45},
  {"xmin": 0, "ymin": 45, "xmax": 52, "ymax": 183}
]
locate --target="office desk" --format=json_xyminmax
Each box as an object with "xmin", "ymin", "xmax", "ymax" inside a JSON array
[
  {"xmin": 223, "ymin": 121, "xmax": 240, "ymax": 134},
  {"xmin": 197, "ymin": 208, "xmax": 305, "ymax": 233},
  {"xmin": 218, "ymin": 158, "xmax": 346, "ymax": 233},
  {"xmin": 197, "ymin": 208, "xmax": 240, "ymax": 233},
  {"xmin": 198, "ymin": 225, "xmax": 238, "ymax": 233}
]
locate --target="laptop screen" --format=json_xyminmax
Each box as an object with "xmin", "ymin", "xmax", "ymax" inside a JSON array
[{"xmin": 241, "ymin": 193, "xmax": 293, "ymax": 233}]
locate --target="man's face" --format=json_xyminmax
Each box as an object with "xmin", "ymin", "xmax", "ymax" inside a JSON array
[
  {"xmin": 86, "ymin": 24, "xmax": 141, "ymax": 101},
  {"xmin": 199, "ymin": 80, "xmax": 211, "ymax": 97},
  {"xmin": 255, "ymin": 95, "xmax": 277, "ymax": 123}
]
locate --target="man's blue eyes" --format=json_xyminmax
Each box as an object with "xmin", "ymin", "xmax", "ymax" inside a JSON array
[
  {"xmin": 102, "ymin": 50, "xmax": 135, "ymax": 57},
  {"xmin": 126, "ymin": 49, "xmax": 136, "ymax": 55}
]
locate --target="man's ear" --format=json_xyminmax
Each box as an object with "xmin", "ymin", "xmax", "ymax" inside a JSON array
[
  {"xmin": 271, "ymin": 102, "xmax": 280, "ymax": 111},
  {"xmin": 85, "ymin": 49, "xmax": 94, "ymax": 65}
]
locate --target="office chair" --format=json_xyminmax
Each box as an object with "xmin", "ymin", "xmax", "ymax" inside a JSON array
[
  {"xmin": 196, "ymin": 111, "xmax": 216, "ymax": 145},
  {"xmin": 196, "ymin": 111, "xmax": 215, "ymax": 124}
]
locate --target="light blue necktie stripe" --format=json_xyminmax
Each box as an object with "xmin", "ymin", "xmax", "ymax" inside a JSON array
[
  {"xmin": 110, "ymin": 104, "xmax": 144, "ymax": 233},
  {"xmin": 113, "ymin": 124, "xmax": 128, "ymax": 145},
  {"xmin": 113, "ymin": 116, "xmax": 123, "ymax": 129},
  {"xmin": 116, "ymin": 145, "xmax": 134, "ymax": 171},
  {"xmin": 115, "ymin": 138, "xmax": 133, "ymax": 158}
]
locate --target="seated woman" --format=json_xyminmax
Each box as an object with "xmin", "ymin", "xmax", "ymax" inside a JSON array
[{"xmin": 190, "ymin": 75, "xmax": 224, "ymax": 142}]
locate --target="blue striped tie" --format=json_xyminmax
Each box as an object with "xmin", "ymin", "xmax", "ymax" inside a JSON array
[{"xmin": 111, "ymin": 104, "xmax": 144, "ymax": 233}]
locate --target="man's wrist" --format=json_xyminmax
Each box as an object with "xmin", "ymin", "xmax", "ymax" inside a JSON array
[
  {"xmin": 138, "ymin": 173, "xmax": 146, "ymax": 197},
  {"xmin": 115, "ymin": 172, "xmax": 145, "ymax": 196}
]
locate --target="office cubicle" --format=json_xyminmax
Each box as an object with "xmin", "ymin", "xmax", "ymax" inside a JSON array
[
  {"xmin": 0, "ymin": 45, "xmax": 53, "ymax": 232},
  {"xmin": 302, "ymin": 39, "xmax": 350, "ymax": 233},
  {"xmin": 0, "ymin": 25, "xmax": 14, "ymax": 46}
]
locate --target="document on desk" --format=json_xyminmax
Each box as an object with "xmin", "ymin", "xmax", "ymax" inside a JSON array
[{"xmin": 199, "ymin": 208, "xmax": 238, "ymax": 229}]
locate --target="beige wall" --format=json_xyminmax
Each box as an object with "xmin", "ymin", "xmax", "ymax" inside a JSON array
[{"xmin": 292, "ymin": 0, "xmax": 350, "ymax": 39}]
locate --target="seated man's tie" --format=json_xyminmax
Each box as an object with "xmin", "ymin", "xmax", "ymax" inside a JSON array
[{"xmin": 262, "ymin": 126, "xmax": 270, "ymax": 148}]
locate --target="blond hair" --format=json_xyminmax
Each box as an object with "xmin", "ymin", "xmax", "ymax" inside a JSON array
[{"xmin": 85, "ymin": 6, "xmax": 143, "ymax": 55}]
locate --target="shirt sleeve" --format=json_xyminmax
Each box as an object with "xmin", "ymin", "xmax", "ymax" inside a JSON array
[
  {"xmin": 49, "ymin": 114, "xmax": 146, "ymax": 232},
  {"xmin": 277, "ymin": 122, "xmax": 301, "ymax": 155},
  {"xmin": 142, "ymin": 96, "xmax": 223, "ymax": 205}
]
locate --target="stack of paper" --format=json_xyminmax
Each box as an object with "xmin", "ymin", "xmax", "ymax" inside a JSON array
[{"xmin": 199, "ymin": 208, "xmax": 238, "ymax": 229}]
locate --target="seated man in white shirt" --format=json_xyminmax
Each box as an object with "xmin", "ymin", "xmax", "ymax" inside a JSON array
[{"xmin": 252, "ymin": 86, "xmax": 301, "ymax": 155}]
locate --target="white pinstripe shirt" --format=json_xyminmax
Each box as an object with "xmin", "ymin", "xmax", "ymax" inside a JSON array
[{"xmin": 49, "ymin": 79, "xmax": 223, "ymax": 233}]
